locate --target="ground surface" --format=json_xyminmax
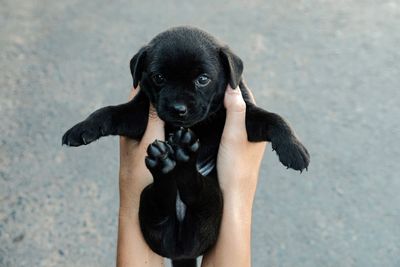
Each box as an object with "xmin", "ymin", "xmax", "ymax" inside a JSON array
[{"xmin": 1, "ymin": 0, "xmax": 400, "ymax": 266}]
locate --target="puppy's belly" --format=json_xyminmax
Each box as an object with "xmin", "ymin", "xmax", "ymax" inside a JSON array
[{"xmin": 175, "ymin": 190, "xmax": 187, "ymax": 222}]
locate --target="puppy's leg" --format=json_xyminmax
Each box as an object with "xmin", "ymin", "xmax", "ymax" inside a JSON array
[
  {"xmin": 139, "ymin": 140, "xmax": 179, "ymax": 257},
  {"xmin": 168, "ymin": 128, "xmax": 223, "ymax": 255},
  {"xmin": 237, "ymin": 81, "xmax": 310, "ymax": 171},
  {"xmin": 168, "ymin": 128, "xmax": 202, "ymax": 205},
  {"xmin": 245, "ymin": 102, "xmax": 310, "ymax": 171},
  {"xmin": 62, "ymin": 90, "xmax": 149, "ymax": 146}
]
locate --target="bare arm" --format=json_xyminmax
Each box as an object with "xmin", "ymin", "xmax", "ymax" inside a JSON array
[
  {"xmin": 201, "ymin": 86, "xmax": 267, "ymax": 267},
  {"xmin": 117, "ymin": 87, "xmax": 165, "ymax": 267}
]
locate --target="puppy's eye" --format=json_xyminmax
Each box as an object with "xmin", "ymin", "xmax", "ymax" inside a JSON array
[
  {"xmin": 195, "ymin": 75, "xmax": 211, "ymax": 87},
  {"xmin": 152, "ymin": 74, "xmax": 166, "ymax": 86}
]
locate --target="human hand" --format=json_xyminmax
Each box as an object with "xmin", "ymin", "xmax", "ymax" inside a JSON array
[{"xmin": 217, "ymin": 85, "xmax": 266, "ymax": 205}]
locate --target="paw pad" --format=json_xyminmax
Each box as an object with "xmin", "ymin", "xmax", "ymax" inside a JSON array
[
  {"xmin": 168, "ymin": 128, "xmax": 199, "ymax": 162},
  {"xmin": 145, "ymin": 140, "xmax": 176, "ymax": 174},
  {"xmin": 272, "ymin": 136, "xmax": 310, "ymax": 172}
]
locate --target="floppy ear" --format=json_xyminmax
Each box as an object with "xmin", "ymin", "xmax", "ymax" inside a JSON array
[
  {"xmin": 130, "ymin": 46, "xmax": 148, "ymax": 88},
  {"xmin": 219, "ymin": 46, "xmax": 243, "ymax": 88}
]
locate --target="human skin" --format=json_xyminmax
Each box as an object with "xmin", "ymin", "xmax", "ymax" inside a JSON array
[{"xmin": 117, "ymin": 86, "xmax": 266, "ymax": 267}]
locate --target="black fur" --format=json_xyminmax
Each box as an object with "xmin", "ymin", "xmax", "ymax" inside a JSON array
[{"xmin": 62, "ymin": 26, "xmax": 309, "ymax": 267}]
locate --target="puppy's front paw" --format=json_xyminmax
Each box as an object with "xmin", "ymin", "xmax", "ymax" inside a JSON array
[
  {"xmin": 62, "ymin": 119, "xmax": 109, "ymax": 147},
  {"xmin": 168, "ymin": 128, "xmax": 199, "ymax": 162},
  {"xmin": 271, "ymin": 135, "xmax": 310, "ymax": 172},
  {"xmin": 145, "ymin": 140, "xmax": 176, "ymax": 174}
]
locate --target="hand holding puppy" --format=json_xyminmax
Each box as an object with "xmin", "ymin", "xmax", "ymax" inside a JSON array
[
  {"xmin": 117, "ymin": 85, "xmax": 266, "ymax": 267},
  {"xmin": 117, "ymin": 86, "xmax": 165, "ymax": 267},
  {"xmin": 202, "ymin": 86, "xmax": 266, "ymax": 267}
]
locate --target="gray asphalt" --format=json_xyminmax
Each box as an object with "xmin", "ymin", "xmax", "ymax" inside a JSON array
[{"xmin": 1, "ymin": 0, "xmax": 400, "ymax": 266}]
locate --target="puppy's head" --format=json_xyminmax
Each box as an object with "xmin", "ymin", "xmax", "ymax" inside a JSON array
[{"xmin": 130, "ymin": 26, "xmax": 243, "ymax": 127}]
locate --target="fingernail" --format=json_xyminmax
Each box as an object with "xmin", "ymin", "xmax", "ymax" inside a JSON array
[{"xmin": 226, "ymin": 85, "xmax": 239, "ymax": 94}]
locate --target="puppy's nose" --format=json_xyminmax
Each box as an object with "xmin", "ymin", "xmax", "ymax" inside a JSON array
[{"xmin": 172, "ymin": 104, "xmax": 187, "ymax": 117}]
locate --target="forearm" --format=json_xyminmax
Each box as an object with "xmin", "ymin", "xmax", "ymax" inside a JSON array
[
  {"xmin": 201, "ymin": 183, "xmax": 256, "ymax": 267},
  {"xmin": 116, "ymin": 89, "xmax": 165, "ymax": 267},
  {"xmin": 117, "ymin": 148, "xmax": 165, "ymax": 267},
  {"xmin": 117, "ymin": 207, "xmax": 164, "ymax": 267}
]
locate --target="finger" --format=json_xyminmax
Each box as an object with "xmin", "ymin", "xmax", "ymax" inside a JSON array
[
  {"xmin": 246, "ymin": 88, "xmax": 256, "ymax": 105},
  {"xmin": 128, "ymin": 86, "xmax": 140, "ymax": 101},
  {"xmin": 120, "ymin": 86, "xmax": 162, "ymax": 156},
  {"xmin": 120, "ymin": 86, "xmax": 141, "ymax": 150},
  {"xmin": 222, "ymin": 85, "xmax": 247, "ymax": 141},
  {"xmin": 241, "ymin": 79, "xmax": 256, "ymax": 104}
]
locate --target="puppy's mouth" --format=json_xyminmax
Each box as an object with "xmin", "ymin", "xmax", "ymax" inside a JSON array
[
  {"xmin": 157, "ymin": 92, "xmax": 217, "ymax": 127},
  {"xmin": 158, "ymin": 111, "xmax": 207, "ymax": 128},
  {"xmin": 160, "ymin": 117, "xmax": 200, "ymax": 128},
  {"xmin": 169, "ymin": 120, "xmax": 194, "ymax": 127}
]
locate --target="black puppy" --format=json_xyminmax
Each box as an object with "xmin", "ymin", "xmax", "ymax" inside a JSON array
[{"xmin": 62, "ymin": 26, "xmax": 309, "ymax": 267}]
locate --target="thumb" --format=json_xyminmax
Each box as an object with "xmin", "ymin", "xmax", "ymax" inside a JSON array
[
  {"xmin": 140, "ymin": 104, "xmax": 165, "ymax": 147},
  {"xmin": 126, "ymin": 86, "xmax": 165, "ymax": 146},
  {"xmin": 222, "ymin": 85, "xmax": 247, "ymax": 140}
]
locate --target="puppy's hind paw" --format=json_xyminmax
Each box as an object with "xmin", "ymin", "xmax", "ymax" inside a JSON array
[
  {"xmin": 145, "ymin": 140, "xmax": 176, "ymax": 174},
  {"xmin": 168, "ymin": 128, "xmax": 199, "ymax": 162},
  {"xmin": 272, "ymin": 136, "xmax": 310, "ymax": 172}
]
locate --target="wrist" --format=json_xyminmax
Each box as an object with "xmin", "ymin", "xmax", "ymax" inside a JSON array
[
  {"xmin": 119, "ymin": 181, "xmax": 141, "ymax": 212},
  {"xmin": 220, "ymin": 173, "xmax": 258, "ymax": 202},
  {"xmin": 119, "ymin": 182, "xmax": 142, "ymax": 210},
  {"xmin": 222, "ymin": 188, "xmax": 255, "ymax": 226},
  {"xmin": 223, "ymin": 190, "xmax": 255, "ymax": 214},
  {"xmin": 118, "ymin": 204, "xmax": 139, "ymax": 220},
  {"xmin": 118, "ymin": 172, "xmax": 152, "ymax": 210}
]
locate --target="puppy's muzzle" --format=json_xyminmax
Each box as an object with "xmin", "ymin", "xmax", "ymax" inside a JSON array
[{"xmin": 171, "ymin": 103, "xmax": 188, "ymax": 117}]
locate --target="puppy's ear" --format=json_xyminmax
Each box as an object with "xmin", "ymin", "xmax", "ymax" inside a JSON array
[
  {"xmin": 130, "ymin": 46, "xmax": 148, "ymax": 88},
  {"xmin": 219, "ymin": 46, "xmax": 243, "ymax": 88}
]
